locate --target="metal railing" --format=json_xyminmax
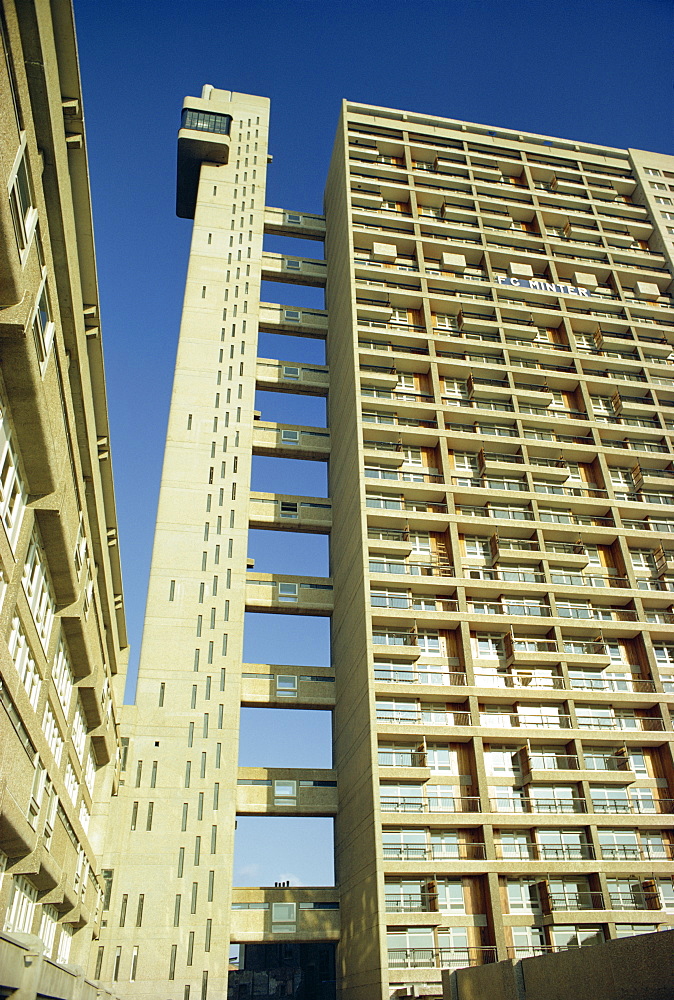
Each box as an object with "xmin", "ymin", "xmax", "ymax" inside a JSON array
[
  {"xmin": 481, "ymin": 712, "xmax": 573, "ymax": 729},
  {"xmin": 570, "ymin": 677, "xmax": 656, "ymax": 693},
  {"xmin": 576, "ymin": 716, "xmax": 664, "ymax": 731},
  {"xmin": 601, "ymin": 845, "xmax": 674, "ymax": 861},
  {"xmin": 375, "ymin": 668, "xmax": 466, "ymax": 686},
  {"xmin": 490, "ymin": 796, "xmax": 586, "ymax": 814},
  {"xmin": 382, "ymin": 843, "xmax": 486, "ymax": 861},
  {"xmin": 376, "ymin": 710, "xmax": 472, "ymax": 727},
  {"xmin": 528, "ymin": 753, "xmax": 580, "ymax": 770},
  {"xmin": 380, "ymin": 795, "xmax": 482, "ymax": 813},
  {"xmin": 388, "ymin": 947, "xmax": 496, "ymax": 970},
  {"xmin": 495, "ymin": 844, "xmax": 595, "ymax": 861},
  {"xmin": 547, "ymin": 890, "xmax": 604, "ymax": 910},
  {"xmin": 590, "ymin": 797, "xmax": 674, "ymax": 815}
]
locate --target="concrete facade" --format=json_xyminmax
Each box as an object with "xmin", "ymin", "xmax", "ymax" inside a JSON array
[
  {"xmin": 95, "ymin": 90, "xmax": 674, "ymax": 1000},
  {"xmin": 0, "ymin": 0, "xmax": 127, "ymax": 993},
  {"xmin": 443, "ymin": 927, "xmax": 674, "ymax": 1000}
]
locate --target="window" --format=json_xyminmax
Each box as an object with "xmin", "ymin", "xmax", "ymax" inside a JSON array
[
  {"xmin": 278, "ymin": 582, "xmax": 298, "ymax": 602},
  {"xmin": 38, "ymin": 904, "xmax": 58, "ymax": 956},
  {"xmin": 42, "ymin": 703, "xmax": 63, "ymax": 765},
  {"xmin": 280, "ymin": 429, "xmax": 300, "ymax": 444},
  {"xmin": 56, "ymin": 923, "xmax": 73, "ymax": 965},
  {"xmin": 506, "ymin": 879, "xmax": 540, "ymax": 913},
  {"xmin": 271, "ymin": 902, "xmax": 296, "ymax": 932},
  {"xmin": 475, "ymin": 633, "xmax": 505, "ymax": 658},
  {"xmin": 0, "ymin": 403, "xmax": 26, "ymax": 550},
  {"xmin": 63, "ymin": 763, "xmax": 78, "ymax": 806},
  {"xmin": 274, "ymin": 779, "xmax": 297, "ymax": 805},
  {"xmin": 52, "ymin": 637, "xmax": 74, "ymax": 716},
  {"xmin": 4, "ymin": 875, "xmax": 37, "ymax": 933},
  {"xmin": 8, "ymin": 615, "xmax": 41, "ymax": 710},
  {"xmin": 72, "ymin": 705, "xmax": 87, "ymax": 761},
  {"xmin": 285, "ymin": 258, "xmax": 301, "ymax": 270},
  {"xmin": 181, "ymin": 108, "xmax": 232, "ymax": 135},
  {"xmin": 22, "ymin": 531, "xmax": 56, "ymax": 651},
  {"xmin": 276, "ymin": 674, "xmax": 297, "ymax": 697},
  {"xmin": 8, "ymin": 140, "xmax": 37, "ymax": 254},
  {"xmin": 32, "ymin": 277, "xmax": 55, "ymax": 368},
  {"xmin": 28, "ymin": 757, "xmax": 46, "ymax": 829},
  {"xmin": 551, "ymin": 925, "xmax": 603, "ymax": 949}
]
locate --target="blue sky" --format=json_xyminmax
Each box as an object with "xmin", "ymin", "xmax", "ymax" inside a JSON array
[{"xmin": 72, "ymin": 0, "xmax": 673, "ymax": 885}]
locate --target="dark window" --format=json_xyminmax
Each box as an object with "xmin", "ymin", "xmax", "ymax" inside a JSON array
[{"xmin": 181, "ymin": 109, "xmax": 232, "ymax": 136}]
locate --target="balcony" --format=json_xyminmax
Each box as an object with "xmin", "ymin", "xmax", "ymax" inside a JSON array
[
  {"xmin": 569, "ymin": 676, "xmax": 656, "ymax": 693},
  {"xmin": 480, "ymin": 712, "xmax": 573, "ymax": 730},
  {"xmin": 590, "ymin": 796, "xmax": 674, "ymax": 815},
  {"xmin": 576, "ymin": 715, "xmax": 664, "ymax": 732},
  {"xmin": 543, "ymin": 889, "xmax": 605, "ymax": 912},
  {"xmin": 474, "ymin": 670, "xmax": 563, "ymax": 689},
  {"xmin": 375, "ymin": 666, "xmax": 466, "ymax": 686},
  {"xmin": 371, "ymin": 596, "xmax": 459, "ymax": 614},
  {"xmin": 380, "ymin": 795, "xmax": 482, "ymax": 814},
  {"xmin": 383, "ymin": 843, "xmax": 486, "ymax": 862},
  {"xmin": 388, "ymin": 947, "xmax": 496, "ymax": 970},
  {"xmin": 376, "ymin": 709, "xmax": 471, "ymax": 728},
  {"xmin": 601, "ymin": 845, "xmax": 674, "ymax": 862},
  {"xmin": 490, "ymin": 795, "xmax": 586, "ymax": 814},
  {"xmin": 495, "ymin": 844, "xmax": 595, "ymax": 861}
]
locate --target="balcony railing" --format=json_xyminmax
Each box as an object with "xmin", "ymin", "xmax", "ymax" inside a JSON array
[
  {"xmin": 378, "ymin": 751, "xmax": 427, "ymax": 768},
  {"xmin": 375, "ymin": 668, "xmax": 466, "ymax": 686},
  {"xmin": 528, "ymin": 753, "xmax": 580, "ymax": 770},
  {"xmin": 481, "ymin": 713, "xmax": 573, "ymax": 729},
  {"xmin": 377, "ymin": 710, "xmax": 472, "ymax": 727},
  {"xmin": 466, "ymin": 567, "xmax": 546, "ymax": 583},
  {"xmin": 475, "ymin": 672, "xmax": 564, "ymax": 689},
  {"xmin": 601, "ymin": 845, "xmax": 674, "ymax": 861},
  {"xmin": 547, "ymin": 891, "xmax": 604, "ymax": 910},
  {"xmin": 607, "ymin": 890, "xmax": 661, "ymax": 910},
  {"xmin": 371, "ymin": 597, "xmax": 459, "ymax": 613},
  {"xmin": 470, "ymin": 600, "xmax": 551, "ymax": 618},
  {"xmin": 386, "ymin": 895, "xmax": 436, "ymax": 913},
  {"xmin": 570, "ymin": 677, "xmax": 656, "ymax": 693},
  {"xmin": 491, "ymin": 796, "xmax": 586, "ymax": 814},
  {"xmin": 551, "ymin": 572, "xmax": 629, "ymax": 589},
  {"xmin": 496, "ymin": 844, "xmax": 595, "ymax": 861},
  {"xmin": 380, "ymin": 795, "xmax": 482, "ymax": 813},
  {"xmin": 576, "ymin": 716, "xmax": 664, "ymax": 731},
  {"xmin": 388, "ymin": 947, "xmax": 496, "ymax": 970},
  {"xmin": 383, "ymin": 843, "xmax": 486, "ymax": 861},
  {"xmin": 590, "ymin": 797, "xmax": 674, "ymax": 815}
]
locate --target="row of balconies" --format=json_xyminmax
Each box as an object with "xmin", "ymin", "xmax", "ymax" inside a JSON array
[
  {"xmin": 375, "ymin": 708, "xmax": 666, "ymax": 734},
  {"xmin": 382, "ymin": 843, "xmax": 674, "ymax": 863},
  {"xmin": 379, "ymin": 793, "xmax": 674, "ymax": 817}
]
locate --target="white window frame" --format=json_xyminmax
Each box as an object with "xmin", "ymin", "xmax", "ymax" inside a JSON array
[
  {"xmin": 7, "ymin": 136, "xmax": 38, "ymax": 259},
  {"xmin": 31, "ymin": 273, "xmax": 56, "ymax": 369}
]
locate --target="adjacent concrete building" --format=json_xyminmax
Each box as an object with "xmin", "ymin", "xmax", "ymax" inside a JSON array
[
  {"xmin": 0, "ymin": 0, "xmax": 127, "ymax": 993},
  {"xmin": 94, "ymin": 87, "xmax": 674, "ymax": 1000}
]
